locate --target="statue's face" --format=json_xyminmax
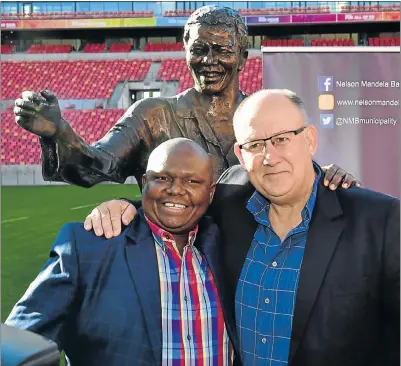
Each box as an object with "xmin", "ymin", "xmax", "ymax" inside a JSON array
[{"xmin": 185, "ymin": 24, "xmax": 246, "ymax": 95}]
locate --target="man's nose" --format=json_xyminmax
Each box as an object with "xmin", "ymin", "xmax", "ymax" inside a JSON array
[
  {"xmin": 263, "ymin": 143, "xmax": 282, "ymax": 166},
  {"xmin": 167, "ymin": 180, "xmax": 185, "ymax": 195}
]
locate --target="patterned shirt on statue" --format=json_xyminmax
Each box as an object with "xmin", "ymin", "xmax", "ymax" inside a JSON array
[{"xmin": 145, "ymin": 216, "xmax": 233, "ymax": 366}]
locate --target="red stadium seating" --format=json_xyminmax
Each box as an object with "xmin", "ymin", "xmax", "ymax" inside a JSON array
[
  {"xmin": 0, "ymin": 109, "xmax": 124, "ymax": 165},
  {"xmin": 237, "ymin": 5, "xmax": 331, "ymax": 15},
  {"xmin": 163, "ymin": 9, "xmax": 192, "ymax": 17},
  {"xmin": 1, "ymin": 44, "xmax": 15, "ymax": 54},
  {"xmin": 1, "ymin": 59, "xmax": 151, "ymax": 100},
  {"xmin": 0, "ymin": 10, "xmax": 154, "ymax": 20},
  {"xmin": 311, "ymin": 38, "xmax": 355, "ymax": 46},
  {"xmin": 341, "ymin": 3, "xmax": 400, "ymax": 12},
  {"xmin": 144, "ymin": 42, "xmax": 184, "ymax": 52},
  {"xmin": 108, "ymin": 42, "xmax": 132, "ymax": 53},
  {"xmin": 83, "ymin": 43, "xmax": 106, "ymax": 53},
  {"xmin": 261, "ymin": 39, "xmax": 304, "ymax": 47},
  {"xmin": 26, "ymin": 44, "xmax": 73, "ymax": 53},
  {"xmin": 1, "ymin": 109, "xmax": 125, "ymax": 165},
  {"xmin": 156, "ymin": 57, "xmax": 262, "ymax": 95},
  {"xmin": 368, "ymin": 37, "xmax": 400, "ymax": 46}
]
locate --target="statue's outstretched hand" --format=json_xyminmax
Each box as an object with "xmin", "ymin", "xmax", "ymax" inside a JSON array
[{"xmin": 14, "ymin": 90, "xmax": 63, "ymax": 139}]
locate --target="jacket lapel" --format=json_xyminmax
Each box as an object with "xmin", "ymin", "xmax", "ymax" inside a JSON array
[
  {"xmin": 289, "ymin": 181, "xmax": 344, "ymax": 364},
  {"xmin": 125, "ymin": 211, "xmax": 162, "ymax": 366},
  {"xmin": 196, "ymin": 217, "xmax": 240, "ymax": 357}
]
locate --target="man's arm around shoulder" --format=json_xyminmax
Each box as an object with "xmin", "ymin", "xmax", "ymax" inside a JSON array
[{"xmin": 5, "ymin": 223, "xmax": 81, "ymax": 350}]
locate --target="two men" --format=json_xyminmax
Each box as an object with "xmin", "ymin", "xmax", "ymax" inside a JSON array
[
  {"xmin": 6, "ymin": 139, "xmax": 238, "ymax": 365},
  {"xmin": 85, "ymin": 89, "xmax": 400, "ymax": 366}
]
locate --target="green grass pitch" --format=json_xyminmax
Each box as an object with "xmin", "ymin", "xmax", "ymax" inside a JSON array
[{"xmin": 2, "ymin": 184, "xmax": 141, "ymax": 321}]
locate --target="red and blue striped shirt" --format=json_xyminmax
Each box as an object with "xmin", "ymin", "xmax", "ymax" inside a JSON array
[{"xmin": 145, "ymin": 216, "xmax": 233, "ymax": 366}]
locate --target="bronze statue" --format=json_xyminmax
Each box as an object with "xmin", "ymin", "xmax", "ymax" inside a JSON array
[{"xmin": 14, "ymin": 6, "xmax": 248, "ymax": 187}]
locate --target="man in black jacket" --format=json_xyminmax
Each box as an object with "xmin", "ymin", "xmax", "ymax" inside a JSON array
[{"xmin": 83, "ymin": 89, "xmax": 399, "ymax": 366}]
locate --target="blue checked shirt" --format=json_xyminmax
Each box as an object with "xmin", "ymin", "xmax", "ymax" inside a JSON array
[{"xmin": 235, "ymin": 169, "xmax": 321, "ymax": 366}]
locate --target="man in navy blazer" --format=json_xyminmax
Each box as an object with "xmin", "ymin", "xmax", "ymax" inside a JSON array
[{"xmin": 6, "ymin": 138, "xmax": 238, "ymax": 366}]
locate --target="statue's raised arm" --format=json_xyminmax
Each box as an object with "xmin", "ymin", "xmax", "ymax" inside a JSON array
[{"xmin": 14, "ymin": 89, "xmax": 156, "ymax": 187}]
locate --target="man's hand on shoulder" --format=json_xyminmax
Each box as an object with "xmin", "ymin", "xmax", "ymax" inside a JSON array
[
  {"xmin": 321, "ymin": 164, "xmax": 361, "ymax": 190},
  {"xmin": 84, "ymin": 200, "xmax": 137, "ymax": 238}
]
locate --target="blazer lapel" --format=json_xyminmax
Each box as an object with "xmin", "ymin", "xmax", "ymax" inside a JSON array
[
  {"xmin": 196, "ymin": 217, "xmax": 240, "ymax": 356},
  {"xmin": 125, "ymin": 211, "xmax": 162, "ymax": 366},
  {"xmin": 289, "ymin": 181, "xmax": 344, "ymax": 364}
]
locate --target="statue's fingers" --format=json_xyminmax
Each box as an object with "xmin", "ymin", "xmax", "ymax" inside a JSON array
[
  {"xmin": 21, "ymin": 91, "xmax": 44, "ymax": 106},
  {"xmin": 15, "ymin": 98, "xmax": 41, "ymax": 113},
  {"xmin": 14, "ymin": 106, "xmax": 36, "ymax": 117},
  {"xmin": 40, "ymin": 90, "xmax": 58, "ymax": 104},
  {"xmin": 15, "ymin": 115, "xmax": 34, "ymax": 130}
]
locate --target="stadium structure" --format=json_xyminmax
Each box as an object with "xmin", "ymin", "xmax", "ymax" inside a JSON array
[{"xmin": 1, "ymin": 0, "xmax": 400, "ymax": 185}]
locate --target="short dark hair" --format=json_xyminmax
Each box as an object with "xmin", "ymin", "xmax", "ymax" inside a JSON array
[{"xmin": 183, "ymin": 5, "xmax": 248, "ymax": 52}]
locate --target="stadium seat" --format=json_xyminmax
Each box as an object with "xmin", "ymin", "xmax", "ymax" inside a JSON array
[
  {"xmin": 109, "ymin": 42, "xmax": 132, "ymax": 53},
  {"xmin": 144, "ymin": 42, "xmax": 184, "ymax": 52},
  {"xmin": 26, "ymin": 44, "xmax": 73, "ymax": 54},
  {"xmin": 1, "ymin": 44, "xmax": 15, "ymax": 54},
  {"xmin": 83, "ymin": 43, "xmax": 106, "ymax": 53}
]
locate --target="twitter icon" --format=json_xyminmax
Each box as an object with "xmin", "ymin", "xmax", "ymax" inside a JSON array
[{"xmin": 320, "ymin": 114, "xmax": 334, "ymax": 128}]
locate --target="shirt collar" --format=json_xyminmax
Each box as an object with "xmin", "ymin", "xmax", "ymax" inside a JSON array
[
  {"xmin": 144, "ymin": 214, "xmax": 198, "ymax": 248},
  {"xmin": 247, "ymin": 164, "xmax": 321, "ymax": 227}
]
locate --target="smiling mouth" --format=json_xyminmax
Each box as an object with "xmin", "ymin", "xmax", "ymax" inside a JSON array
[
  {"xmin": 199, "ymin": 71, "xmax": 224, "ymax": 81},
  {"xmin": 161, "ymin": 202, "xmax": 188, "ymax": 210}
]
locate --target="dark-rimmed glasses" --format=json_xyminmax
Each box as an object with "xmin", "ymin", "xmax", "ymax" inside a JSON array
[{"xmin": 239, "ymin": 126, "xmax": 307, "ymax": 153}]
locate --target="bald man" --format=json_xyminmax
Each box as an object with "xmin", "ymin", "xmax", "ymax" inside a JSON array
[{"xmin": 6, "ymin": 138, "xmax": 239, "ymax": 366}]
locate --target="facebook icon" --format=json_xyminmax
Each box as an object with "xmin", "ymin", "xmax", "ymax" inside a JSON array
[{"xmin": 318, "ymin": 76, "xmax": 334, "ymax": 92}]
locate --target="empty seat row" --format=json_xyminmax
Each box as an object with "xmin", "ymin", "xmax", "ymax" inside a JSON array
[
  {"xmin": 27, "ymin": 44, "xmax": 73, "ymax": 54},
  {"xmin": 368, "ymin": 37, "xmax": 400, "ymax": 46},
  {"xmin": 108, "ymin": 42, "xmax": 132, "ymax": 53},
  {"xmin": 340, "ymin": 4, "xmax": 399, "ymax": 12},
  {"xmin": 238, "ymin": 6, "xmax": 331, "ymax": 15},
  {"xmin": 311, "ymin": 38, "xmax": 355, "ymax": 46},
  {"xmin": 1, "ymin": 11, "xmax": 154, "ymax": 19},
  {"xmin": 1, "ymin": 45, "xmax": 15, "ymax": 54},
  {"xmin": 261, "ymin": 39, "xmax": 304, "ymax": 47},
  {"xmin": 144, "ymin": 42, "xmax": 184, "ymax": 52},
  {"xmin": 2, "ymin": 59, "xmax": 151, "ymax": 100},
  {"xmin": 83, "ymin": 43, "xmax": 106, "ymax": 53}
]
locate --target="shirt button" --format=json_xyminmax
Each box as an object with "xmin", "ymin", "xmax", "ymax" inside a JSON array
[
  {"xmin": 187, "ymin": 335, "xmax": 191, "ymax": 341},
  {"xmin": 272, "ymin": 261, "xmax": 278, "ymax": 267},
  {"xmin": 265, "ymin": 298, "xmax": 270, "ymax": 304},
  {"xmin": 261, "ymin": 337, "xmax": 267, "ymax": 344},
  {"xmin": 184, "ymin": 296, "xmax": 188, "ymax": 301}
]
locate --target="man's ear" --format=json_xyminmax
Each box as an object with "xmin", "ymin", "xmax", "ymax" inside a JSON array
[
  {"xmin": 209, "ymin": 183, "xmax": 216, "ymax": 203},
  {"xmin": 234, "ymin": 143, "xmax": 246, "ymax": 168},
  {"xmin": 238, "ymin": 49, "xmax": 248, "ymax": 71},
  {"xmin": 305, "ymin": 125, "xmax": 318, "ymax": 156},
  {"xmin": 141, "ymin": 174, "xmax": 147, "ymax": 189}
]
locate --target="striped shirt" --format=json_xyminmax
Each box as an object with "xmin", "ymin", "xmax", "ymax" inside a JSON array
[
  {"xmin": 145, "ymin": 216, "xmax": 233, "ymax": 366},
  {"xmin": 235, "ymin": 169, "xmax": 320, "ymax": 366}
]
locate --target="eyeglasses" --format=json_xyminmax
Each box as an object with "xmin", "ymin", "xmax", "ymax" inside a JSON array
[{"xmin": 239, "ymin": 126, "xmax": 307, "ymax": 154}]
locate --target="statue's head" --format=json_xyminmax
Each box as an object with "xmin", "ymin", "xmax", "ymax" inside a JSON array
[{"xmin": 183, "ymin": 6, "xmax": 248, "ymax": 95}]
